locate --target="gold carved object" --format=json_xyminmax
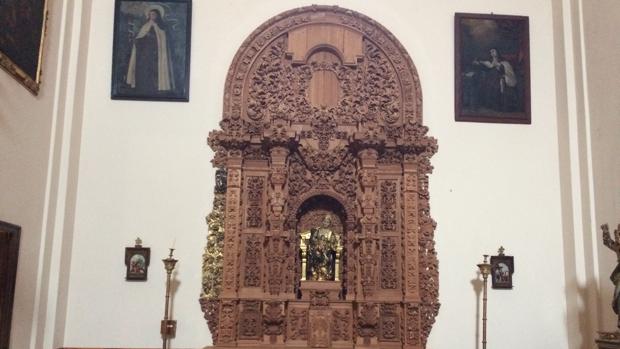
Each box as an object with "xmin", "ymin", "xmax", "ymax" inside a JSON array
[
  {"xmin": 201, "ymin": 170, "xmax": 227, "ymax": 299},
  {"xmin": 300, "ymin": 214, "xmax": 342, "ymax": 282}
]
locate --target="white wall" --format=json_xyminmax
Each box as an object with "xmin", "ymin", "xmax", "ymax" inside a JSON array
[
  {"xmin": 4, "ymin": 0, "xmax": 612, "ymax": 348},
  {"xmin": 59, "ymin": 1, "xmax": 573, "ymax": 348},
  {"xmin": 0, "ymin": 0, "xmax": 80, "ymax": 348},
  {"xmin": 582, "ymin": 0, "xmax": 620, "ymax": 333}
]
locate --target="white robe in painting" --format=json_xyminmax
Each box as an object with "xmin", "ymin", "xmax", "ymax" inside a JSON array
[{"xmin": 126, "ymin": 19, "xmax": 175, "ymax": 92}]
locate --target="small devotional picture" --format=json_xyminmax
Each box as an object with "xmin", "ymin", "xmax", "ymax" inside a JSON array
[
  {"xmin": 125, "ymin": 238, "xmax": 151, "ymax": 281},
  {"xmin": 455, "ymin": 13, "xmax": 530, "ymax": 124},
  {"xmin": 490, "ymin": 247, "xmax": 514, "ymax": 289},
  {"xmin": 111, "ymin": 0, "xmax": 192, "ymax": 101}
]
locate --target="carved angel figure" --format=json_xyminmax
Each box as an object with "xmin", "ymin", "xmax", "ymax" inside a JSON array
[{"xmin": 602, "ymin": 223, "xmax": 620, "ymax": 328}]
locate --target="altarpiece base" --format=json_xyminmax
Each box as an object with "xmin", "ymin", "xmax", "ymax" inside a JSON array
[{"xmin": 200, "ymin": 5, "xmax": 439, "ymax": 348}]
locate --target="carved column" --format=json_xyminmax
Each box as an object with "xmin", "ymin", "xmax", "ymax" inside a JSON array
[
  {"xmin": 221, "ymin": 153, "xmax": 242, "ymax": 298},
  {"xmin": 265, "ymin": 146, "xmax": 290, "ymax": 297},
  {"xmin": 217, "ymin": 153, "xmax": 243, "ymax": 345},
  {"xmin": 403, "ymin": 158, "xmax": 422, "ymax": 349},
  {"xmin": 358, "ymin": 148, "xmax": 379, "ymax": 299},
  {"xmin": 403, "ymin": 160, "xmax": 420, "ymax": 301}
]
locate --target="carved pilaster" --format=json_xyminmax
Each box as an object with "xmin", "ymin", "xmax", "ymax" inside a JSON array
[
  {"xmin": 266, "ymin": 147, "xmax": 289, "ymax": 295},
  {"xmin": 222, "ymin": 160, "xmax": 242, "ymax": 297},
  {"xmin": 405, "ymin": 303, "xmax": 421, "ymax": 347},
  {"xmin": 403, "ymin": 165, "xmax": 420, "ymax": 300},
  {"xmin": 358, "ymin": 149, "xmax": 379, "ymax": 298}
]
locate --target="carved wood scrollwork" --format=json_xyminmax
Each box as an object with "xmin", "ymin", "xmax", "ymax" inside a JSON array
[
  {"xmin": 288, "ymin": 308, "xmax": 309, "ymax": 341},
  {"xmin": 239, "ymin": 301, "xmax": 262, "ymax": 340},
  {"xmin": 243, "ymin": 235, "xmax": 262, "ymax": 287},
  {"xmin": 379, "ymin": 304, "xmax": 400, "ymax": 342},
  {"xmin": 203, "ymin": 5, "xmax": 438, "ymax": 348},
  {"xmin": 246, "ymin": 176, "xmax": 265, "ymax": 228},
  {"xmin": 380, "ymin": 237, "xmax": 398, "ymax": 289}
]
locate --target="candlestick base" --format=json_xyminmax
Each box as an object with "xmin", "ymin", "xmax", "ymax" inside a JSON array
[{"xmin": 161, "ymin": 319, "xmax": 177, "ymax": 338}]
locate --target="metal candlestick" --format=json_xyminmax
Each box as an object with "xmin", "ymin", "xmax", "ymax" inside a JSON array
[
  {"xmin": 161, "ymin": 248, "xmax": 178, "ymax": 349},
  {"xmin": 477, "ymin": 255, "xmax": 492, "ymax": 349}
]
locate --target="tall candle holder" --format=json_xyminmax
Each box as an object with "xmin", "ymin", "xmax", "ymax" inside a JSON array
[
  {"xmin": 161, "ymin": 248, "xmax": 178, "ymax": 349},
  {"xmin": 477, "ymin": 255, "xmax": 492, "ymax": 349}
]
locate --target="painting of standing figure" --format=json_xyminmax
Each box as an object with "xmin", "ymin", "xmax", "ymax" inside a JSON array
[
  {"xmin": 111, "ymin": 0, "xmax": 192, "ymax": 101},
  {"xmin": 455, "ymin": 13, "xmax": 530, "ymax": 124}
]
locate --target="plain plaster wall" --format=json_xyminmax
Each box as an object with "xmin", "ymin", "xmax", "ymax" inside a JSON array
[
  {"xmin": 58, "ymin": 1, "xmax": 573, "ymax": 348},
  {"xmin": 582, "ymin": 0, "xmax": 620, "ymax": 333},
  {"xmin": 0, "ymin": 0, "xmax": 67, "ymax": 348}
]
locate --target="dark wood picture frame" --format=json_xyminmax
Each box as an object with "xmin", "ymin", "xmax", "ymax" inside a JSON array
[
  {"xmin": 125, "ymin": 246, "xmax": 151, "ymax": 281},
  {"xmin": 490, "ymin": 254, "xmax": 514, "ymax": 289},
  {"xmin": 0, "ymin": 221, "xmax": 21, "ymax": 349},
  {"xmin": 111, "ymin": 0, "xmax": 192, "ymax": 102},
  {"xmin": 0, "ymin": 1, "xmax": 49, "ymax": 95},
  {"xmin": 455, "ymin": 13, "xmax": 530, "ymax": 124}
]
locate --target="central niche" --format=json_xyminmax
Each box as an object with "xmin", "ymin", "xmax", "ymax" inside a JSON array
[
  {"xmin": 297, "ymin": 196, "xmax": 346, "ymax": 285},
  {"xmin": 200, "ymin": 5, "xmax": 439, "ymax": 349}
]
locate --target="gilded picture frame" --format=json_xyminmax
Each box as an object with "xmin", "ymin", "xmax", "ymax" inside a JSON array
[
  {"xmin": 111, "ymin": 0, "xmax": 192, "ymax": 102},
  {"xmin": 0, "ymin": 1, "xmax": 50, "ymax": 95},
  {"xmin": 455, "ymin": 13, "xmax": 531, "ymax": 124}
]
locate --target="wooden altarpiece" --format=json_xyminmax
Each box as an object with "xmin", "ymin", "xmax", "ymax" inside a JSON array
[{"xmin": 200, "ymin": 6, "xmax": 439, "ymax": 349}]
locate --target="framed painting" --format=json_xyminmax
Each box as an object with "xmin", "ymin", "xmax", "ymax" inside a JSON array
[
  {"xmin": 111, "ymin": 0, "xmax": 192, "ymax": 101},
  {"xmin": 0, "ymin": 221, "xmax": 21, "ymax": 349},
  {"xmin": 490, "ymin": 253, "xmax": 514, "ymax": 289},
  {"xmin": 0, "ymin": 0, "xmax": 49, "ymax": 95},
  {"xmin": 455, "ymin": 13, "xmax": 530, "ymax": 124},
  {"xmin": 125, "ymin": 239, "xmax": 151, "ymax": 281}
]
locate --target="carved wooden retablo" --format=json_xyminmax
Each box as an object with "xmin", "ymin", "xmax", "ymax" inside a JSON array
[{"xmin": 200, "ymin": 6, "xmax": 439, "ymax": 349}]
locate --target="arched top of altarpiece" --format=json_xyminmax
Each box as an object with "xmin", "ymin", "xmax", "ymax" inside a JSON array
[
  {"xmin": 223, "ymin": 5, "xmax": 422, "ymax": 118},
  {"xmin": 210, "ymin": 5, "xmax": 431, "ymax": 159}
]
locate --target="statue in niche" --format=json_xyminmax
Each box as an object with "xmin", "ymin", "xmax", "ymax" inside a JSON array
[
  {"xmin": 603, "ymin": 223, "xmax": 620, "ymax": 328},
  {"xmin": 300, "ymin": 214, "xmax": 342, "ymax": 281}
]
